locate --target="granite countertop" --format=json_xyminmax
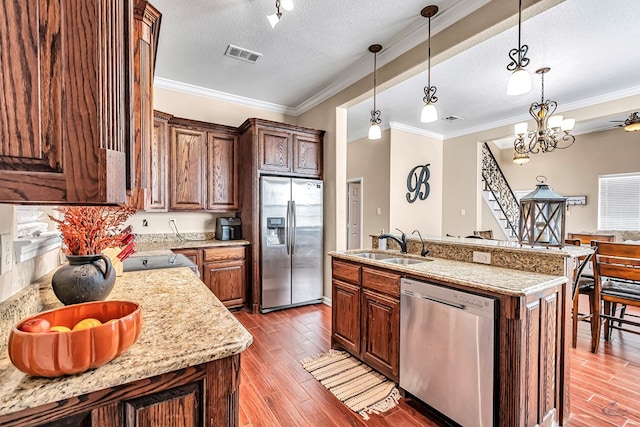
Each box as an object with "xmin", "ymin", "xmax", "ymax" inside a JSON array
[
  {"xmin": 0, "ymin": 267, "xmax": 253, "ymax": 417},
  {"xmin": 135, "ymin": 238, "xmax": 250, "ymax": 254},
  {"xmin": 330, "ymin": 250, "xmax": 568, "ymax": 297}
]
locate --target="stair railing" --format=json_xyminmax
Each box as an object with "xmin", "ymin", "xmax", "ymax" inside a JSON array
[{"xmin": 481, "ymin": 142, "xmax": 519, "ymax": 237}]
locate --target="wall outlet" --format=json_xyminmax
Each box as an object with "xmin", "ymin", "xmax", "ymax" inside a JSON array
[
  {"xmin": 0, "ymin": 233, "xmax": 13, "ymax": 275},
  {"xmin": 472, "ymin": 251, "xmax": 491, "ymax": 265},
  {"xmin": 460, "ymin": 208, "xmax": 466, "ymax": 216}
]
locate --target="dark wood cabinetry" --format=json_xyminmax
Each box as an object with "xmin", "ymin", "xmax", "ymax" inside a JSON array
[
  {"xmin": 0, "ymin": 0, "xmax": 133, "ymax": 204},
  {"xmin": 238, "ymin": 118, "xmax": 324, "ymax": 312},
  {"xmin": 167, "ymin": 117, "xmax": 239, "ymax": 212},
  {"xmin": 146, "ymin": 111, "xmax": 171, "ymax": 211},
  {"xmin": 331, "ymin": 259, "xmax": 400, "ymax": 381},
  {"xmin": 173, "ymin": 246, "xmax": 247, "ymax": 309},
  {"xmin": 0, "ymin": 357, "xmax": 241, "ymax": 427},
  {"xmin": 128, "ymin": 1, "xmax": 162, "ymax": 210}
]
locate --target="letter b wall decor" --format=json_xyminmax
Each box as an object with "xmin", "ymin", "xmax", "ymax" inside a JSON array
[{"xmin": 406, "ymin": 164, "xmax": 430, "ymax": 203}]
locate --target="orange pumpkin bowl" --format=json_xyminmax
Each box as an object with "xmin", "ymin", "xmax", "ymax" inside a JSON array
[{"xmin": 8, "ymin": 301, "xmax": 142, "ymax": 377}]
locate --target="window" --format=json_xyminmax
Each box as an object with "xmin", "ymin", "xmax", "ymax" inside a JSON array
[{"xmin": 598, "ymin": 173, "xmax": 640, "ymax": 230}]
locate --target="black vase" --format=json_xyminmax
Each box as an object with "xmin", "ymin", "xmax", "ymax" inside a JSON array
[{"xmin": 51, "ymin": 254, "xmax": 116, "ymax": 305}]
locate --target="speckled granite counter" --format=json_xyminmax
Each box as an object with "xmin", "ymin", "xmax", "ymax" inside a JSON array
[
  {"xmin": 330, "ymin": 249, "xmax": 568, "ymax": 296},
  {"xmin": 134, "ymin": 238, "xmax": 250, "ymax": 255},
  {"xmin": 0, "ymin": 267, "xmax": 253, "ymax": 418}
]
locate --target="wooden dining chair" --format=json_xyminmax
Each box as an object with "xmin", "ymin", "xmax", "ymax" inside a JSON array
[
  {"xmin": 567, "ymin": 233, "xmax": 615, "ymax": 244},
  {"xmin": 565, "ymin": 239, "xmax": 595, "ymax": 348},
  {"xmin": 591, "ymin": 241, "xmax": 640, "ymax": 353}
]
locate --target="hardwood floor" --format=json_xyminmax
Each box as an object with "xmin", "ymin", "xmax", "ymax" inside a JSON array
[{"xmin": 234, "ymin": 302, "xmax": 640, "ymax": 426}]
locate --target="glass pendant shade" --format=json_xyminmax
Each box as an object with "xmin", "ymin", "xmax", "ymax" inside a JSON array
[
  {"xmin": 368, "ymin": 124, "xmax": 382, "ymax": 140},
  {"xmin": 514, "ymin": 122, "xmax": 528, "ymax": 136},
  {"xmin": 267, "ymin": 13, "xmax": 280, "ymax": 28},
  {"xmin": 548, "ymin": 115, "xmax": 563, "ymax": 129},
  {"xmin": 421, "ymin": 103, "xmax": 438, "ymax": 123},
  {"xmin": 626, "ymin": 121, "xmax": 640, "ymax": 132},
  {"xmin": 281, "ymin": 0, "xmax": 294, "ymax": 11},
  {"xmin": 507, "ymin": 67, "xmax": 532, "ymax": 96},
  {"xmin": 513, "ymin": 152, "xmax": 530, "ymax": 165},
  {"xmin": 561, "ymin": 118, "xmax": 575, "ymax": 132}
]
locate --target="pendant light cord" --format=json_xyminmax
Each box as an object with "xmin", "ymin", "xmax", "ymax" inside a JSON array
[
  {"xmin": 373, "ymin": 51, "xmax": 377, "ymax": 111},
  {"xmin": 427, "ymin": 14, "xmax": 431, "ymax": 90},
  {"xmin": 517, "ymin": 0, "xmax": 522, "ymax": 63}
]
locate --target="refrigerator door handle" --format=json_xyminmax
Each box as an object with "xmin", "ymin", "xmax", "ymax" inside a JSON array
[
  {"xmin": 286, "ymin": 201, "xmax": 291, "ymax": 255},
  {"xmin": 291, "ymin": 201, "xmax": 296, "ymax": 255}
]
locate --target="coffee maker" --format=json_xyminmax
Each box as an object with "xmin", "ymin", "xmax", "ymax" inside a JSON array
[{"xmin": 216, "ymin": 217, "xmax": 242, "ymax": 241}]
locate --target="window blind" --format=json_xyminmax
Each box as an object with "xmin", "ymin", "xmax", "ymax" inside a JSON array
[{"xmin": 598, "ymin": 173, "xmax": 640, "ymax": 230}]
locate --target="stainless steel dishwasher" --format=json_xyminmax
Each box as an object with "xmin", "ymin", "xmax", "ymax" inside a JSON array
[{"xmin": 400, "ymin": 278, "xmax": 496, "ymax": 427}]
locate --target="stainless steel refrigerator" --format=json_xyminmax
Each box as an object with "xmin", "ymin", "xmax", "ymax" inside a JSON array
[{"xmin": 260, "ymin": 176, "xmax": 323, "ymax": 312}]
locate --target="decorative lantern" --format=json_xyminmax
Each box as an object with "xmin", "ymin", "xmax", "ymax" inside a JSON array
[{"xmin": 518, "ymin": 176, "xmax": 567, "ymax": 248}]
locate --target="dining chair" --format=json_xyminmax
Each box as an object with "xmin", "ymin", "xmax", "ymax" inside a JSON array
[
  {"xmin": 565, "ymin": 239, "xmax": 595, "ymax": 348},
  {"xmin": 567, "ymin": 233, "xmax": 615, "ymax": 244},
  {"xmin": 591, "ymin": 241, "xmax": 640, "ymax": 353}
]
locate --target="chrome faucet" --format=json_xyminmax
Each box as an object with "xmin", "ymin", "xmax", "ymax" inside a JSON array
[
  {"xmin": 412, "ymin": 229, "xmax": 430, "ymax": 257},
  {"xmin": 379, "ymin": 228, "xmax": 408, "ymax": 253}
]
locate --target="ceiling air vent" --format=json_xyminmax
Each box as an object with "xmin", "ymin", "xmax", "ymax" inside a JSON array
[
  {"xmin": 444, "ymin": 115, "xmax": 463, "ymax": 121},
  {"xmin": 225, "ymin": 44, "xmax": 262, "ymax": 64}
]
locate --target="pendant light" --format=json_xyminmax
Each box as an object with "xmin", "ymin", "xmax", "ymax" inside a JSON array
[
  {"xmin": 506, "ymin": 0, "xmax": 532, "ymax": 95},
  {"xmin": 368, "ymin": 44, "xmax": 383, "ymax": 140},
  {"xmin": 420, "ymin": 5, "xmax": 438, "ymax": 123},
  {"xmin": 267, "ymin": 1, "xmax": 282, "ymax": 28}
]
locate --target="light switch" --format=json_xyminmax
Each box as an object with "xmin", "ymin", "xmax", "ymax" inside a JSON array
[
  {"xmin": 460, "ymin": 209, "xmax": 466, "ymax": 216},
  {"xmin": 376, "ymin": 208, "xmax": 382, "ymax": 215}
]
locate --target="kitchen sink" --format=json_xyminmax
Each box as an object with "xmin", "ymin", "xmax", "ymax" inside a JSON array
[
  {"xmin": 351, "ymin": 252, "xmax": 395, "ymax": 260},
  {"xmin": 381, "ymin": 257, "xmax": 429, "ymax": 265}
]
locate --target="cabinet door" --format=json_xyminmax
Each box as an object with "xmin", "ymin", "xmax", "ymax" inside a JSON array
[
  {"xmin": 170, "ymin": 127, "xmax": 206, "ymax": 210},
  {"xmin": 124, "ymin": 382, "xmax": 203, "ymax": 427},
  {"xmin": 203, "ymin": 259, "xmax": 246, "ymax": 309},
  {"xmin": 206, "ymin": 133, "xmax": 238, "ymax": 211},
  {"xmin": 0, "ymin": 0, "xmax": 129, "ymax": 204},
  {"xmin": 361, "ymin": 289, "xmax": 399, "ymax": 381},
  {"xmin": 146, "ymin": 114, "xmax": 169, "ymax": 211},
  {"xmin": 258, "ymin": 128, "xmax": 291, "ymax": 173},
  {"xmin": 293, "ymin": 133, "xmax": 322, "ymax": 177},
  {"xmin": 332, "ymin": 279, "xmax": 361, "ymax": 356}
]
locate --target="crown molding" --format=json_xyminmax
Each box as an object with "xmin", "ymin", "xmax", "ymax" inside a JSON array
[
  {"xmin": 154, "ymin": 77, "xmax": 295, "ymax": 115},
  {"xmin": 389, "ymin": 122, "xmax": 444, "ymax": 140}
]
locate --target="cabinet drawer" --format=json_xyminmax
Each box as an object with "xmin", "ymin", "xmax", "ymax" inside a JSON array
[
  {"xmin": 362, "ymin": 267, "xmax": 400, "ymax": 297},
  {"xmin": 332, "ymin": 260, "xmax": 361, "ymax": 285},
  {"xmin": 203, "ymin": 246, "xmax": 245, "ymax": 262}
]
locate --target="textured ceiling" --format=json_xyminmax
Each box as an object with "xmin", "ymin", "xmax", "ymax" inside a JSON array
[{"xmin": 151, "ymin": 0, "xmax": 640, "ymax": 141}]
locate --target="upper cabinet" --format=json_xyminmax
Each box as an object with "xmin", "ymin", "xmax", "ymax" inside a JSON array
[
  {"xmin": 0, "ymin": 0, "xmax": 134, "ymax": 204},
  {"xmin": 129, "ymin": 0, "xmax": 162, "ymax": 209},
  {"xmin": 168, "ymin": 117, "xmax": 239, "ymax": 212},
  {"xmin": 240, "ymin": 118, "xmax": 324, "ymax": 178}
]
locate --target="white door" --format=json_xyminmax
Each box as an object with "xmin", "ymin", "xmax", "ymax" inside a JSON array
[{"xmin": 347, "ymin": 181, "xmax": 362, "ymax": 249}]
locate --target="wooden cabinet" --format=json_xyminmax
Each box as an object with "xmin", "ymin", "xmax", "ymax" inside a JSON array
[
  {"xmin": 0, "ymin": 357, "xmax": 241, "ymax": 427},
  {"xmin": 173, "ymin": 246, "xmax": 247, "ymax": 309},
  {"xmin": 170, "ymin": 126, "xmax": 207, "ymax": 210},
  {"xmin": 241, "ymin": 118, "xmax": 324, "ymax": 179},
  {"xmin": 202, "ymin": 247, "xmax": 247, "ymax": 309},
  {"xmin": 128, "ymin": 1, "xmax": 162, "ymax": 210},
  {"xmin": 146, "ymin": 111, "xmax": 171, "ymax": 211},
  {"xmin": 331, "ymin": 259, "xmax": 400, "ymax": 381},
  {"xmin": 0, "ymin": 0, "xmax": 132, "ymax": 204},
  {"xmin": 168, "ymin": 117, "xmax": 239, "ymax": 212}
]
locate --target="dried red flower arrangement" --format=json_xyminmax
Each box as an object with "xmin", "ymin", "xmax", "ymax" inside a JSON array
[{"xmin": 49, "ymin": 206, "xmax": 137, "ymax": 256}]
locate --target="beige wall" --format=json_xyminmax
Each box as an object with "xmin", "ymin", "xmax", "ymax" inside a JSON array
[
  {"xmin": 390, "ymin": 129, "xmax": 443, "ymax": 238},
  {"xmin": 347, "ymin": 131, "xmax": 391, "ymax": 244},
  {"xmin": 497, "ymin": 126, "xmax": 640, "ymax": 233}
]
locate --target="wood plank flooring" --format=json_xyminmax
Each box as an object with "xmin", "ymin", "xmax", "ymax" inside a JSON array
[{"xmin": 234, "ymin": 302, "xmax": 640, "ymax": 426}]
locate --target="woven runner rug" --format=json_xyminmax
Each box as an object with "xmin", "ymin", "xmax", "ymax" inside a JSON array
[{"xmin": 300, "ymin": 349, "xmax": 401, "ymax": 420}]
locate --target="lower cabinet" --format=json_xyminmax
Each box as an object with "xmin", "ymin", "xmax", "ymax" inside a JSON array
[
  {"xmin": 173, "ymin": 246, "xmax": 247, "ymax": 309},
  {"xmin": 331, "ymin": 259, "xmax": 400, "ymax": 382},
  {"xmin": 0, "ymin": 356, "xmax": 241, "ymax": 427}
]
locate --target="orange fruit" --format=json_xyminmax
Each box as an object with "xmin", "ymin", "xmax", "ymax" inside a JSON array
[
  {"xmin": 50, "ymin": 325, "xmax": 71, "ymax": 332},
  {"xmin": 72, "ymin": 318, "xmax": 103, "ymax": 331}
]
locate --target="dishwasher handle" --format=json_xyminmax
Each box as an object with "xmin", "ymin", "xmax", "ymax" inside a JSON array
[{"xmin": 402, "ymin": 289, "xmax": 465, "ymax": 311}]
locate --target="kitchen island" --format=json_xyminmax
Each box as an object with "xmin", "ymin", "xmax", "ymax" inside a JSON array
[
  {"xmin": 0, "ymin": 267, "xmax": 253, "ymax": 426},
  {"xmin": 330, "ymin": 245, "xmax": 585, "ymax": 427}
]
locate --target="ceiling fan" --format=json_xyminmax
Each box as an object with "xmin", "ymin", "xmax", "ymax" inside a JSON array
[{"xmin": 610, "ymin": 112, "xmax": 640, "ymax": 131}]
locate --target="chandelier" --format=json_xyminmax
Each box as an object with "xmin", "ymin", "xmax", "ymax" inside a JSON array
[
  {"xmin": 513, "ymin": 67, "xmax": 575, "ymax": 165},
  {"xmin": 267, "ymin": 0, "xmax": 294, "ymax": 28}
]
